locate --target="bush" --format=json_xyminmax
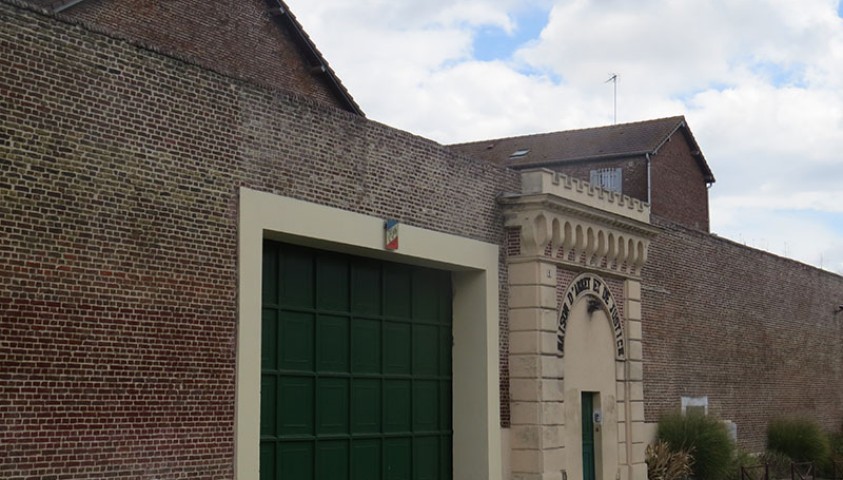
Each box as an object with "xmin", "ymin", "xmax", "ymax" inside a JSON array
[
  {"xmin": 822, "ymin": 427, "xmax": 843, "ymax": 478},
  {"xmin": 647, "ymin": 440, "xmax": 694, "ymax": 480},
  {"xmin": 657, "ymin": 411, "xmax": 735, "ymax": 480},
  {"xmin": 766, "ymin": 417, "xmax": 831, "ymax": 468},
  {"xmin": 725, "ymin": 448, "xmax": 756, "ymax": 480},
  {"xmin": 830, "ymin": 429, "xmax": 843, "ymax": 461},
  {"xmin": 758, "ymin": 449, "xmax": 792, "ymax": 480}
]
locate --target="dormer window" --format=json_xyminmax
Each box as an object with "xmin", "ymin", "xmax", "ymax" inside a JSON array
[{"xmin": 509, "ymin": 148, "xmax": 530, "ymax": 159}]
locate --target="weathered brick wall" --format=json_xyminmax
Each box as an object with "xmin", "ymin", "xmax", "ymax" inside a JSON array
[
  {"xmin": 0, "ymin": 3, "xmax": 519, "ymax": 478},
  {"xmin": 642, "ymin": 216, "xmax": 843, "ymax": 451},
  {"xmin": 26, "ymin": 0, "xmax": 350, "ymax": 112},
  {"xmin": 649, "ymin": 134, "xmax": 710, "ymax": 232}
]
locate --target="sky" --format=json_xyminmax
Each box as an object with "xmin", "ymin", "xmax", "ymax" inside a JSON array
[{"xmin": 285, "ymin": 0, "xmax": 843, "ymax": 275}]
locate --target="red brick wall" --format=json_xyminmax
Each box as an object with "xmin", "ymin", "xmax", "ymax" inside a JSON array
[
  {"xmin": 649, "ymin": 133, "xmax": 710, "ymax": 232},
  {"xmin": 46, "ymin": 0, "xmax": 349, "ymax": 112},
  {"xmin": 642, "ymin": 216, "xmax": 843, "ymax": 451},
  {"xmin": 0, "ymin": 3, "xmax": 518, "ymax": 477}
]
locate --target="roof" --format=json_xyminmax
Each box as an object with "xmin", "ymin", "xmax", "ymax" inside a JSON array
[
  {"xmin": 449, "ymin": 116, "xmax": 715, "ymax": 183},
  {"xmin": 28, "ymin": 0, "xmax": 363, "ymax": 116}
]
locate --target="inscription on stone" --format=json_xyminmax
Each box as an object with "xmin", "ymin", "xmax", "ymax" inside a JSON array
[{"xmin": 557, "ymin": 273, "xmax": 625, "ymax": 359}]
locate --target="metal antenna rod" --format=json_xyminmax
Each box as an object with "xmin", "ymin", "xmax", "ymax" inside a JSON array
[{"xmin": 605, "ymin": 74, "xmax": 618, "ymax": 124}]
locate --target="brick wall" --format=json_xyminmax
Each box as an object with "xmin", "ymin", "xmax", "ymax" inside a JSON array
[
  {"xmin": 31, "ymin": 0, "xmax": 350, "ymax": 112},
  {"xmin": 642, "ymin": 216, "xmax": 843, "ymax": 451},
  {"xmin": 649, "ymin": 133, "xmax": 710, "ymax": 232},
  {"xmin": 0, "ymin": 3, "xmax": 519, "ymax": 477}
]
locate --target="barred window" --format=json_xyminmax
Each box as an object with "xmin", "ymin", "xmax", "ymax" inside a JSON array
[{"xmin": 589, "ymin": 167, "xmax": 623, "ymax": 193}]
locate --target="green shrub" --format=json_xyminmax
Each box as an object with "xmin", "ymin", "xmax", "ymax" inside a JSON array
[
  {"xmin": 830, "ymin": 429, "xmax": 843, "ymax": 461},
  {"xmin": 646, "ymin": 440, "xmax": 694, "ymax": 480},
  {"xmin": 758, "ymin": 449, "xmax": 792, "ymax": 480},
  {"xmin": 821, "ymin": 428, "xmax": 843, "ymax": 478},
  {"xmin": 657, "ymin": 411, "xmax": 734, "ymax": 480},
  {"xmin": 725, "ymin": 448, "xmax": 756, "ymax": 480},
  {"xmin": 766, "ymin": 417, "xmax": 831, "ymax": 468}
]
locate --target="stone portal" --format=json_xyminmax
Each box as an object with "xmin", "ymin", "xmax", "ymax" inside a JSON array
[{"xmin": 501, "ymin": 170, "xmax": 657, "ymax": 480}]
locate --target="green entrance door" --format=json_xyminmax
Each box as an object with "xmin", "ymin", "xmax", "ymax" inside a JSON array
[
  {"xmin": 582, "ymin": 392, "xmax": 596, "ymax": 480},
  {"xmin": 260, "ymin": 241, "xmax": 453, "ymax": 480}
]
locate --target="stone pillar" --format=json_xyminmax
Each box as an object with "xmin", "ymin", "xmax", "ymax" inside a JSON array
[
  {"xmin": 509, "ymin": 259, "xmax": 565, "ymax": 480},
  {"xmin": 623, "ymin": 279, "xmax": 647, "ymax": 480}
]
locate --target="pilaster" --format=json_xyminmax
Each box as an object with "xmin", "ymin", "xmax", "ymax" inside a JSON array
[
  {"xmin": 623, "ymin": 279, "xmax": 647, "ymax": 480},
  {"xmin": 509, "ymin": 256, "xmax": 566, "ymax": 477}
]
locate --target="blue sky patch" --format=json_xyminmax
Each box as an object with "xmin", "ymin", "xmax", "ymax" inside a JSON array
[
  {"xmin": 838, "ymin": 0, "xmax": 843, "ymax": 17},
  {"xmin": 750, "ymin": 60, "xmax": 807, "ymax": 87},
  {"xmin": 676, "ymin": 81, "xmax": 736, "ymax": 104},
  {"xmin": 787, "ymin": 210, "xmax": 843, "ymax": 235},
  {"xmin": 472, "ymin": 7, "xmax": 549, "ymax": 62}
]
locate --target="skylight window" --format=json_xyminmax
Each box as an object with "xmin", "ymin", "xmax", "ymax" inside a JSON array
[{"xmin": 509, "ymin": 148, "xmax": 530, "ymax": 159}]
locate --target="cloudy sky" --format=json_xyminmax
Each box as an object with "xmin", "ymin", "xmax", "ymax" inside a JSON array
[{"xmin": 285, "ymin": 0, "xmax": 843, "ymax": 274}]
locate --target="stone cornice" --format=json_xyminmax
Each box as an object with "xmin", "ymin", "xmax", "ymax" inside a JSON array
[{"xmin": 500, "ymin": 171, "xmax": 658, "ymax": 277}]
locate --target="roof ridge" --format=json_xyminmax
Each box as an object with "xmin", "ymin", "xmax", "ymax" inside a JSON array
[{"xmin": 449, "ymin": 115, "xmax": 686, "ymax": 147}]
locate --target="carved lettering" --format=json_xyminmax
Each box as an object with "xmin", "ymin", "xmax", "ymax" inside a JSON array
[{"xmin": 557, "ymin": 273, "xmax": 626, "ymax": 359}]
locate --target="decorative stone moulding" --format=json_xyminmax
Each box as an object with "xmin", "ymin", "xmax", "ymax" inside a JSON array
[
  {"xmin": 501, "ymin": 169, "xmax": 658, "ymax": 277},
  {"xmin": 521, "ymin": 169, "xmax": 649, "ymax": 222}
]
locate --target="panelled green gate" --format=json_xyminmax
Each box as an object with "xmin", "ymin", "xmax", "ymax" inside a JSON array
[{"xmin": 261, "ymin": 241, "xmax": 453, "ymax": 480}]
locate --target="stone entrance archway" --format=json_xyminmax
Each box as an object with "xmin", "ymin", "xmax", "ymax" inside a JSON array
[{"xmin": 501, "ymin": 170, "xmax": 658, "ymax": 480}]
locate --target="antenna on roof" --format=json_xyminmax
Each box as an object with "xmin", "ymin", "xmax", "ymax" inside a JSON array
[{"xmin": 605, "ymin": 73, "xmax": 618, "ymax": 124}]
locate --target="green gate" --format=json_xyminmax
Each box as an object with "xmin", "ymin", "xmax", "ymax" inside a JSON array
[
  {"xmin": 582, "ymin": 392, "xmax": 596, "ymax": 480},
  {"xmin": 260, "ymin": 241, "xmax": 453, "ymax": 480}
]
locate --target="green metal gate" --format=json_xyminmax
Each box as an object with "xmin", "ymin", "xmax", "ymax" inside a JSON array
[
  {"xmin": 260, "ymin": 241, "xmax": 453, "ymax": 480},
  {"xmin": 582, "ymin": 392, "xmax": 596, "ymax": 480}
]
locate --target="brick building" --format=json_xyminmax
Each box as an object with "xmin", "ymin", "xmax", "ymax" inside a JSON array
[
  {"xmin": 2, "ymin": 1, "xmax": 843, "ymax": 480},
  {"xmin": 450, "ymin": 117, "xmax": 715, "ymax": 232}
]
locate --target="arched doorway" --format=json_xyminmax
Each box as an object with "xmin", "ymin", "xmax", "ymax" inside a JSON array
[{"xmin": 560, "ymin": 274, "xmax": 623, "ymax": 480}]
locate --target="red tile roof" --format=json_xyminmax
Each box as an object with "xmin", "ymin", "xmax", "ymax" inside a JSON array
[{"xmin": 449, "ymin": 116, "xmax": 715, "ymax": 183}]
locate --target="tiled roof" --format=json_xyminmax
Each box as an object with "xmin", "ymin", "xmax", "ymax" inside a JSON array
[{"xmin": 449, "ymin": 116, "xmax": 715, "ymax": 183}]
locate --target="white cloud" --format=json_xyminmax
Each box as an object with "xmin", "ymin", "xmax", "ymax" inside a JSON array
[
  {"xmin": 710, "ymin": 204, "xmax": 843, "ymax": 274},
  {"xmin": 284, "ymin": 0, "xmax": 843, "ymax": 273}
]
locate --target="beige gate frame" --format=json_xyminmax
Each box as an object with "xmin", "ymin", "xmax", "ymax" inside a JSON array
[{"xmin": 236, "ymin": 188, "xmax": 503, "ymax": 480}]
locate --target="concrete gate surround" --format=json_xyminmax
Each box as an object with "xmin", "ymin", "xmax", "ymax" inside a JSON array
[{"xmin": 500, "ymin": 170, "xmax": 658, "ymax": 480}]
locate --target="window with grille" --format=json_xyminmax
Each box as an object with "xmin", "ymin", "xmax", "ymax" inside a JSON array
[{"xmin": 589, "ymin": 168, "xmax": 623, "ymax": 193}]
